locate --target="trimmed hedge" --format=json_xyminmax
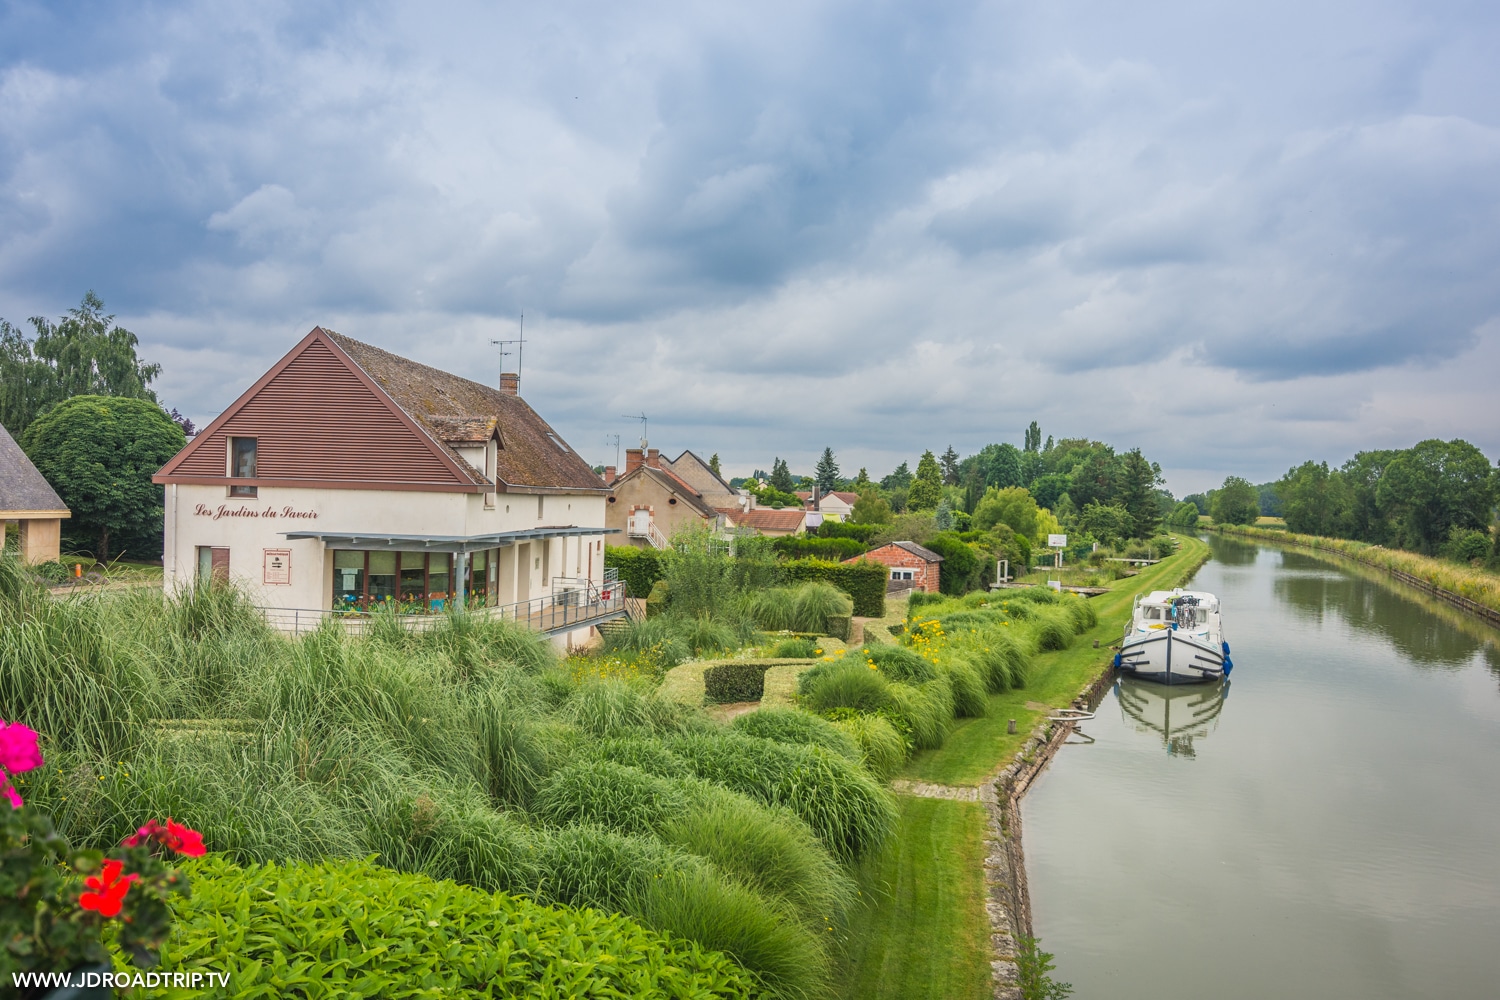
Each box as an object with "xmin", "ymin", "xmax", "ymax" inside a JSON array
[
  {"xmin": 772, "ymin": 537, "xmax": 868, "ymax": 561},
  {"xmin": 117, "ymin": 856, "xmax": 759, "ymax": 999},
  {"xmin": 605, "ymin": 545, "xmax": 667, "ymax": 599},
  {"xmin": 704, "ymin": 662, "xmax": 774, "ymax": 704},
  {"xmin": 781, "ymin": 559, "xmax": 886, "ymax": 617},
  {"xmin": 809, "ymin": 521, "xmax": 882, "ymax": 543}
]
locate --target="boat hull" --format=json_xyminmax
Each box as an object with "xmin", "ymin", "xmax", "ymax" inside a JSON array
[{"xmin": 1117, "ymin": 628, "xmax": 1225, "ymax": 685}]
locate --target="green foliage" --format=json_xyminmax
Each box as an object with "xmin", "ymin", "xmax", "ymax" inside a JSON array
[
  {"xmin": 815, "ymin": 447, "xmax": 841, "ymax": 492},
  {"xmin": 21, "ymin": 395, "xmax": 185, "ymax": 560},
  {"xmin": 780, "ymin": 559, "xmax": 886, "ymax": 617},
  {"xmin": 1168, "ymin": 500, "xmax": 1203, "ymax": 528},
  {"xmin": 1031, "ymin": 607, "xmax": 1075, "ymax": 651},
  {"xmin": 125, "ymin": 856, "xmax": 761, "ymax": 1000},
  {"xmin": 744, "ymin": 581, "xmax": 853, "ymax": 634},
  {"xmin": 850, "ymin": 488, "xmax": 894, "ymax": 525},
  {"xmin": 732, "ymin": 707, "xmax": 861, "ymax": 761},
  {"xmin": 666, "ymin": 731, "xmax": 897, "ymax": 859},
  {"xmin": 829, "ymin": 713, "xmax": 906, "ymax": 779},
  {"xmin": 1015, "ymin": 935, "xmax": 1075, "ymax": 1000},
  {"xmin": 812, "ymin": 521, "xmax": 882, "ymax": 543},
  {"xmin": 1444, "ymin": 526, "xmax": 1491, "ymax": 563},
  {"xmin": 1116, "ymin": 448, "xmax": 1163, "ymax": 538},
  {"xmin": 604, "ymin": 545, "xmax": 666, "ymax": 598},
  {"xmin": 940, "ymin": 659, "xmax": 988, "ymax": 718},
  {"xmin": 0, "ymin": 291, "xmax": 164, "ymax": 438},
  {"xmin": 771, "ymin": 636, "xmax": 819, "ymax": 658},
  {"xmin": 772, "ymin": 536, "xmax": 868, "ymax": 561},
  {"xmin": 703, "ymin": 662, "xmax": 771, "ymax": 703},
  {"xmin": 906, "ymin": 450, "xmax": 944, "ymax": 511},
  {"xmin": 1, "ymin": 802, "xmax": 111, "ymax": 979},
  {"xmin": 533, "ymin": 760, "xmax": 690, "ymax": 835},
  {"xmin": 1077, "ymin": 501, "xmax": 1133, "ymax": 546},
  {"xmin": 884, "ymin": 680, "xmax": 950, "ymax": 751},
  {"xmin": 599, "ymin": 614, "xmax": 689, "ymax": 667},
  {"xmin": 799, "ymin": 660, "xmax": 893, "ymax": 714},
  {"xmin": 972, "ymin": 486, "xmax": 1041, "ymax": 540},
  {"xmin": 865, "ymin": 643, "xmax": 937, "ymax": 683},
  {"xmin": 769, "ymin": 457, "xmax": 796, "ymax": 494},
  {"xmin": 1209, "ymin": 475, "xmax": 1262, "ymax": 526},
  {"xmin": 924, "ymin": 532, "xmax": 983, "ymax": 595},
  {"xmin": 563, "ymin": 678, "xmax": 654, "ymax": 735}
]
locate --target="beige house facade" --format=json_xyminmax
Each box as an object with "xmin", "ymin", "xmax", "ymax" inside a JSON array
[
  {"xmin": 605, "ymin": 448, "xmax": 726, "ymax": 550},
  {"xmin": 0, "ymin": 423, "xmax": 70, "ymax": 564}
]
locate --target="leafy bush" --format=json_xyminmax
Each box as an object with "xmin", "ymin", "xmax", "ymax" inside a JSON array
[
  {"xmin": 646, "ymin": 579, "xmax": 671, "ymax": 617},
  {"xmin": 122, "ymin": 856, "xmax": 761, "ymax": 1000},
  {"xmin": 703, "ymin": 662, "xmax": 772, "ymax": 704},
  {"xmin": 863, "ymin": 643, "xmax": 936, "ymax": 683},
  {"xmin": 732, "ymin": 707, "xmax": 861, "ymax": 762},
  {"xmin": 1031, "ymin": 607, "xmax": 1075, "ymax": 651},
  {"xmin": 666, "ymin": 732, "xmax": 897, "ymax": 858},
  {"xmin": 885, "ymin": 680, "xmax": 950, "ymax": 751},
  {"xmin": 924, "ymin": 532, "xmax": 984, "ymax": 595},
  {"xmin": 604, "ymin": 545, "xmax": 667, "ymax": 599},
  {"xmin": 780, "ymin": 559, "xmax": 886, "ymax": 617},
  {"xmin": 799, "ymin": 660, "xmax": 892, "ymax": 714},
  {"xmin": 772, "ymin": 536, "xmax": 868, "ymax": 561},
  {"xmin": 941, "ymin": 658, "xmax": 988, "ymax": 718},
  {"xmin": 810, "ymin": 521, "xmax": 882, "ymax": 543},
  {"xmin": 829, "ymin": 713, "xmax": 907, "ymax": 779}
]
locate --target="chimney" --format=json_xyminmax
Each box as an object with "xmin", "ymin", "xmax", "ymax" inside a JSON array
[
  {"xmin": 499, "ymin": 372, "xmax": 519, "ymax": 396},
  {"xmin": 812, "ymin": 485, "xmax": 822, "ymax": 510},
  {"xmin": 603, "ymin": 466, "xmax": 616, "ymax": 484},
  {"xmin": 645, "ymin": 448, "xmax": 661, "ymax": 469},
  {"xmin": 625, "ymin": 448, "xmax": 644, "ymax": 474}
]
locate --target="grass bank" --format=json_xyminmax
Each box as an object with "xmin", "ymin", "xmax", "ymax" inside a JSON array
[
  {"xmin": 838, "ymin": 534, "xmax": 1210, "ymax": 1000},
  {"xmin": 1214, "ymin": 523, "xmax": 1500, "ymax": 620}
]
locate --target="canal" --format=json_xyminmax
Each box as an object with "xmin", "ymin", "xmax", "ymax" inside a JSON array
[{"xmin": 1023, "ymin": 532, "xmax": 1500, "ymax": 999}]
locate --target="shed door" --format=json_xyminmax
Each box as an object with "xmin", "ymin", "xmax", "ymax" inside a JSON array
[{"xmin": 198, "ymin": 546, "xmax": 230, "ymax": 584}]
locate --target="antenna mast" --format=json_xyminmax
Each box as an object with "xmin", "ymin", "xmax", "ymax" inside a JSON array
[
  {"xmin": 622, "ymin": 413, "xmax": 648, "ymax": 449},
  {"xmin": 605, "ymin": 433, "xmax": 620, "ymax": 469},
  {"xmin": 489, "ymin": 312, "xmax": 527, "ymax": 388}
]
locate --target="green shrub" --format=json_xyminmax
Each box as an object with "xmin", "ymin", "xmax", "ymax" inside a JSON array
[
  {"xmin": 955, "ymin": 628, "xmax": 1031, "ymax": 692},
  {"xmin": 771, "ymin": 636, "xmax": 818, "ymax": 658},
  {"xmin": 864, "ymin": 643, "xmax": 936, "ymax": 683},
  {"xmin": 799, "ymin": 661, "xmax": 892, "ymax": 714},
  {"xmin": 666, "ymin": 732, "xmax": 896, "ymax": 858},
  {"xmin": 1031, "ymin": 607, "xmax": 1075, "ymax": 651},
  {"xmin": 703, "ymin": 662, "xmax": 772, "ymax": 704},
  {"xmin": 772, "ymin": 536, "xmax": 868, "ymax": 561},
  {"xmin": 830, "ymin": 713, "xmax": 907, "ymax": 779},
  {"xmin": 646, "ymin": 579, "xmax": 671, "ymax": 617},
  {"xmin": 780, "ymin": 559, "xmax": 886, "ymax": 617},
  {"xmin": 678, "ymin": 615, "xmax": 742, "ymax": 656},
  {"xmin": 810, "ymin": 521, "xmax": 882, "ymax": 543},
  {"xmin": 942, "ymin": 658, "xmax": 988, "ymax": 718},
  {"xmin": 599, "ymin": 615, "xmax": 689, "ymax": 667},
  {"xmin": 116, "ymin": 856, "xmax": 761, "ymax": 1000},
  {"xmin": 906, "ymin": 590, "xmax": 945, "ymax": 611},
  {"xmin": 732, "ymin": 707, "xmax": 861, "ymax": 761},
  {"xmin": 604, "ymin": 545, "xmax": 667, "ymax": 599},
  {"xmin": 662, "ymin": 793, "xmax": 856, "ymax": 931},
  {"xmin": 563, "ymin": 678, "xmax": 652, "ymax": 735},
  {"xmin": 885, "ymin": 681, "xmax": 950, "ymax": 751},
  {"xmin": 533, "ymin": 760, "xmax": 691, "ymax": 835},
  {"xmin": 1058, "ymin": 594, "xmax": 1098, "ymax": 633}
]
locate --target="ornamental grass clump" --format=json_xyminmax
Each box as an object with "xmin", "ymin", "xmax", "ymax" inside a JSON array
[
  {"xmin": 799, "ymin": 661, "xmax": 892, "ymax": 715},
  {"xmin": 953, "ymin": 628, "xmax": 1031, "ymax": 692},
  {"xmin": 666, "ymin": 731, "xmax": 896, "ymax": 859},
  {"xmin": 863, "ymin": 642, "xmax": 937, "ymax": 683},
  {"xmin": 829, "ymin": 712, "xmax": 907, "ymax": 778},
  {"xmin": 885, "ymin": 680, "xmax": 950, "ymax": 751},
  {"xmin": 1031, "ymin": 607, "xmax": 1076, "ymax": 652},
  {"xmin": 532, "ymin": 760, "xmax": 692, "ymax": 836},
  {"xmin": 731, "ymin": 707, "xmax": 861, "ymax": 762},
  {"xmin": 561, "ymin": 677, "xmax": 653, "ymax": 736},
  {"xmin": 599, "ymin": 615, "xmax": 689, "ymax": 667},
  {"xmin": 1057, "ymin": 593, "xmax": 1098, "ymax": 633},
  {"xmin": 941, "ymin": 658, "xmax": 988, "ymax": 718}
]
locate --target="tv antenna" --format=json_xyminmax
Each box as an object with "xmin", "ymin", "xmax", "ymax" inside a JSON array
[
  {"xmin": 605, "ymin": 433, "xmax": 620, "ymax": 469},
  {"xmin": 489, "ymin": 312, "xmax": 526, "ymax": 385},
  {"xmin": 622, "ymin": 413, "xmax": 648, "ymax": 449}
]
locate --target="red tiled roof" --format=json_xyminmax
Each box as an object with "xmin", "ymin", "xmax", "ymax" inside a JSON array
[{"xmin": 721, "ymin": 507, "xmax": 806, "ymax": 532}]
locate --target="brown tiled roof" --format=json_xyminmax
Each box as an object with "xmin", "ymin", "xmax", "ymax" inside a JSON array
[
  {"xmin": 720, "ymin": 507, "xmax": 806, "ymax": 533},
  {"xmin": 327, "ymin": 332, "xmax": 606, "ymax": 493},
  {"xmin": 0, "ymin": 423, "xmax": 69, "ymax": 515},
  {"xmin": 879, "ymin": 540, "xmax": 944, "ymax": 563}
]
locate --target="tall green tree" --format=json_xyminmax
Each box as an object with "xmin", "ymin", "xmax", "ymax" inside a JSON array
[
  {"xmin": 907, "ymin": 450, "xmax": 944, "ymax": 510},
  {"xmin": 708, "ymin": 453, "xmax": 722, "ymax": 477},
  {"xmin": 0, "ymin": 292, "xmax": 163, "ymax": 436},
  {"xmin": 1376, "ymin": 439, "xmax": 1496, "ymax": 552},
  {"xmin": 940, "ymin": 445, "xmax": 960, "ymax": 485},
  {"xmin": 880, "ymin": 462, "xmax": 912, "ymax": 491},
  {"xmin": 769, "ymin": 457, "xmax": 795, "ymax": 493},
  {"xmin": 1209, "ymin": 476, "xmax": 1260, "ymax": 526},
  {"xmin": 853, "ymin": 467, "xmax": 871, "ymax": 488},
  {"xmin": 971, "ymin": 486, "xmax": 1041, "ymax": 540},
  {"xmin": 814, "ymin": 447, "xmax": 840, "ymax": 492},
  {"xmin": 1116, "ymin": 448, "xmax": 1163, "ymax": 538},
  {"xmin": 850, "ymin": 486, "xmax": 893, "ymax": 524},
  {"xmin": 21, "ymin": 395, "xmax": 186, "ymax": 561},
  {"xmin": 1077, "ymin": 501, "xmax": 1133, "ymax": 546},
  {"xmin": 1024, "ymin": 420, "xmax": 1041, "ymax": 453}
]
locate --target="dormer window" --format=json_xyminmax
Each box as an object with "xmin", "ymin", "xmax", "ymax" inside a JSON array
[{"xmin": 229, "ymin": 437, "xmax": 258, "ymax": 497}]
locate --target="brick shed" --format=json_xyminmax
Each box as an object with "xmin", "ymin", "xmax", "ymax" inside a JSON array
[{"xmin": 847, "ymin": 540, "xmax": 943, "ymax": 594}]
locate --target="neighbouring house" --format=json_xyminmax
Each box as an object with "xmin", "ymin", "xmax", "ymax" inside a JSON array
[
  {"xmin": 848, "ymin": 540, "xmax": 943, "ymax": 593},
  {"xmin": 0, "ymin": 423, "xmax": 71, "ymax": 565},
  {"xmin": 605, "ymin": 448, "xmax": 728, "ymax": 550},
  {"xmin": 796, "ymin": 489, "xmax": 859, "ymax": 522},
  {"xmin": 152, "ymin": 327, "xmax": 618, "ymax": 644},
  {"xmin": 720, "ymin": 505, "xmax": 807, "ymax": 537},
  {"xmin": 661, "ymin": 450, "xmax": 737, "ymax": 506}
]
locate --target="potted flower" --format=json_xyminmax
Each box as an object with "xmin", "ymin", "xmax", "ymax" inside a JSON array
[{"xmin": 1, "ymin": 718, "xmax": 203, "ymax": 999}]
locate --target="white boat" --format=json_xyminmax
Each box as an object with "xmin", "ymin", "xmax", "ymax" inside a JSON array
[
  {"xmin": 1115, "ymin": 677, "xmax": 1229, "ymax": 757},
  {"xmin": 1113, "ymin": 589, "xmax": 1233, "ymax": 685}
]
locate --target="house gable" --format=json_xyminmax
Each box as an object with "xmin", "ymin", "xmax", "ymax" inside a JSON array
[{"xmin": 154, "ymin": 329, "xmax": 481, "ymax": 492}]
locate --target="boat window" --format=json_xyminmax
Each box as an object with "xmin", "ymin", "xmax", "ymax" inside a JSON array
[{"xmin": 1146, "ymin": 608, "xmax": 1163, "ymax": 620}]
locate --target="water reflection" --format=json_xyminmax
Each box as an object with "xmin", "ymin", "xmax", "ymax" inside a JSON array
[
  {"xmin": 1114, "ymin": 677, "xmax": 1229, "ymax": 758},
  {"xmin": 1271, "ymin": 550, "xmax": 1486, "ymax": 668},
  {"xmin": 1204, "ymin": 533, "xmax": 1260, "ymax": 566}
]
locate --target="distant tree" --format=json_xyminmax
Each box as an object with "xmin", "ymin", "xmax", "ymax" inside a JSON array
[
  {"xmin": 1029, "ymin": 473, "xmax": 1070, "ymax": 511},
  {"xmin": 962, "ymin": 467, "xmax": 984, "ymax": 515},
  {"xmin": 815, "ymin": 447, "xmax": 841, "ymax": 492},
  {"xmin": 881, "ymin": 461, "xmax": 913, "ymax": 491},
  {"xmin": 1067, "ymin": 449, "xmax": 1119, "ymax": 509},
  {"xmin": 1117, "ymin": 448, "xmax": 1163, "ymax": 539},
  {"xmin": 1168, "ymin": 501, "xmax": 1203, "ymax": 528},
  {"xmin": 1077, "ymin": 501, "xmax": 1133, "ymax": 546},
  {"xmin": 934, "ymin": 498, "xmax": 954, "ymax": 531},
  {"xmin": 940, "ymin": 445, "xmax": 960, "ymax": 485},
  {"xmin": 853, "ymin": 467, "xmax": 871, "ymax": 488},
  {"xmin": 1276, "ymin": 461, "xmax": 1343, "ymax": 536},
  {"xmin": 21, "ymin": 395, "xmax": 186, "ymax": 561},
  {"xmin": 1256, "ymin": 482, "xmax": 1283, "ymax": 517},
  {"xmin": 709, "ymin": 453, "xmax": 722, "ymax": 477},
  {"xmin": 1044, "ymin": 435, "xmax": 1053, "ymax": 452},
  {"xmin": 984, "ymin": 443, "xmax": 1024, "ymax": 489},
  {"xmin": 1376, "ymin": 439, "xmax": 1497, "ymax": 552},
  {"xmin": 972, "ymin": 486, "xmax": 1041, "ymax": 540},
  {"xmin": 1, "ymin": 291, "xmax": 164, "ymax": 437},
  {"xmin": 1024, "ymin": 421, "xmax": 1041, "ymax": 453},
  {"xmin": 1209, "ymin": 477, "xmax": 1261, "ymax": 526},
  {"xmin": 851, "ymin": 487, "xmax": 894, "ymax": 525},
  {"xmin": 1182, "ymin": 493, "xmax": 1208, "ymax": 515},
  {"xmin": 167, "ymin": 407, "xmax": 196, "ymax": 438},
  {"xmin": 907, "ymin": 451, "xmax": 944, "ymax": 510},
  {"xmin": 769, "ymin": 457, "xmax": 795, "ymax": 493}
]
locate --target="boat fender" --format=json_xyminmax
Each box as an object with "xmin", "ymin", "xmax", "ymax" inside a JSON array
[
  {"xmin": 1113, "ymin": 652, "xmax": 1122, "ymax": 668},
  {"xmin": 1221, "ymin": 640, "xmax": 1231, "ymax": 655},
  {"xmin": 1223, "ymin": 656, "xmax": 1233, "ymax": 677}
]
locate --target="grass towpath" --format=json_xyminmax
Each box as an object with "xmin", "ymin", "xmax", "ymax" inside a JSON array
[{"xmin": 837, "ymin": 534, "xmax": 1210, "ymax": 1000}]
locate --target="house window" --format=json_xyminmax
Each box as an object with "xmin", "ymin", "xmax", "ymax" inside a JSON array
[
  {"xmin": 229, "ymin": 437, "xmax": 257, "ymax": 497},
  {"xmin": 196, "ymin": 546, "xmax": 229, "ymax": 584},
  {"xmin": 891, "ymin": 568, "xmax": 915, "ymax": 581},
  {"xmin": 537, "ymin": 495, "xmax": 544, "ymax": 520},
  {"xmin": 332, "ymin": 548, "xmax": 497, "ymax": 611}
]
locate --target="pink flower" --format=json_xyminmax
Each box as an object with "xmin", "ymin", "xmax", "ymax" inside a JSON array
[
  {"xmin": 79, "ymin": 859, "xmax": 138, "ymax": 919},
  {"xmin": 0, "ymin": 721, "xmax": 42, "ymax": 774},
  {"xmin": 2, "ymin": 780, "xmax": 20, "ymax": 809},
  {"xmin": 124, "ymin": 818, "xmax": 207, "ymax": 857}
]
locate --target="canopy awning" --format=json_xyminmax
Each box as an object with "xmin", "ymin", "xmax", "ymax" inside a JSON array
[{"xmin": 281, "ymin": 525, "xmax": 618, "ymax": 553}]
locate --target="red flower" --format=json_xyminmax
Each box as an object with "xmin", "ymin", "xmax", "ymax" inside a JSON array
[
  {"xmin": 79, "ymin": 860, "xmax": 137, "ymax": 918},
  {"xmin": 123, "ymin": 818, "xmax": 206, "ymax": 857}
]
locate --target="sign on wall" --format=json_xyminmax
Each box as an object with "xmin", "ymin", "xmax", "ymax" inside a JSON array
[
  {"xmin": 1047, "ymin": 534, "xmax": 1068, "ymax": 548},
  {"xmin": 263, "ymin": 549, "xmax": 292, "ymax": 585}
]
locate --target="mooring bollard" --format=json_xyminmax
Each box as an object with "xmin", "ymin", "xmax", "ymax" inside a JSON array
[
  {"xmin": 1093, "ymin": 638, "xmax": 1100, "ymax": 648},
  {"xmin": 1007, "ymin": 719, "xmax": 1017, "ymax": 735}
]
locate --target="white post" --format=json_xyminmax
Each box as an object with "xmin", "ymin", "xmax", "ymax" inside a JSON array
[{"xmin": 454, "ymin": 551, "xmax": 468, "ymax": 614}]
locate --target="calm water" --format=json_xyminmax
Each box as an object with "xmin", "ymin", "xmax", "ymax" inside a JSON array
[{"xmin": 1023, "ymin": 534, "xmax": 1500, "ymax": 999}]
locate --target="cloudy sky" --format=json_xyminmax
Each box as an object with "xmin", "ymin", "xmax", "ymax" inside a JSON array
[{"xmin": 2, "ymin": 0, "xmax": 1498, "ymax": 494}]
